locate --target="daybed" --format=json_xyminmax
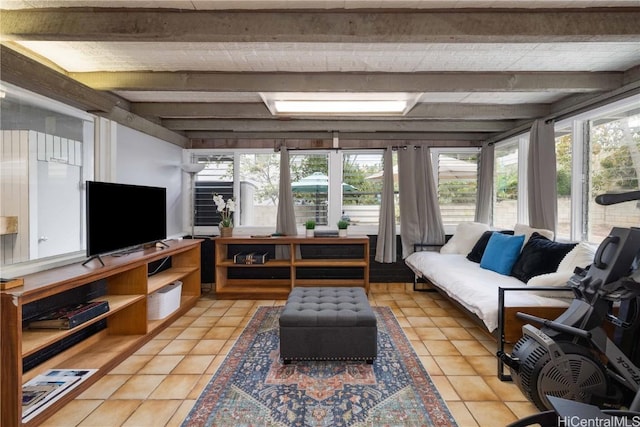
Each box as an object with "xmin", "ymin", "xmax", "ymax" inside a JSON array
[{"xmin": 404, "ymin": 222, "xmax": 595, "ymax": 377}]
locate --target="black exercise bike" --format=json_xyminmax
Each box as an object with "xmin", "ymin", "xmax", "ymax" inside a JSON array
[{"xmin": 498, "ymin": 190, "xmax": 640, "ymax": 425}]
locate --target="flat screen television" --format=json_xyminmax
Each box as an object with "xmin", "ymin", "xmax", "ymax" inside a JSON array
[{"xmin": 86, "ymin": 181, "xmax": 167, "ymax": 258}]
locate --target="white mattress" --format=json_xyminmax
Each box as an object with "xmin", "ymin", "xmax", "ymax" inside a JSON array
[{"xmin": 404, "ymin": 251, "xmax": 571, "ymax": 332}]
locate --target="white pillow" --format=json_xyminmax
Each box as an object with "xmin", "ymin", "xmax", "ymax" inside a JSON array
[
  {"xmin": 514, "ymin": 223, "xmax": 554, "ymax": 243},
  {"xmin": 527, "ymin": 271, "xmax": 575, "ymax": 298},
  {"xmin": 557, "ymin": 241, "xmax": 596, "ymax": 273},
  {"xmin": 440, "ymin": 222, "xmax": 490, "ymax": 255}
]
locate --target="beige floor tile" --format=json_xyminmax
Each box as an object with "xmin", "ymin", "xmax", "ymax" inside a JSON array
[
  {"xmin": 202, "ymin": 326, "xmax": 236, "ymax": 339},
  {"xmin": 410, "ymin": 340, "xmax": 430, "ymax": 356},
  {"xmin": 406, "ymin": 316, "xmax": 435, "ymax": 327},
  {"xmin": 188, "ymin": 374, "xmax": 214, "ymax": 399},
  {"xmin": 451, "ymin": 340, "xmax": 493, "ymax": 356},
  {"xmin": 138, "ymin": 355, "xmax": 185, "ymax": 375},
  {"xmin": 465, "ymin": 401, "xmax": 518, "ymax": 427},
  {"xmin": 448, "ymin": 376, "xmax": 500, "ymax": 401},
  {"xmin": 165, "ymin": 400, "xmax": 198, "ymax": 427},
  {"xmin": 111, "ymin": 355, "xmax": 154, "ymax": 374},
  {"xmin": 78, "ymin": 400, "xmax": 142, "ymax": 427},
  {"xmin": 77, "ymin": 374, "xmax": 131, "ymax": 399},
  {"xmin": 206, "ymin": 354, "xmax": 227, "ymax": 374},
  {"xmin": 419, "ymin": 355, "xmax": 443, "ymax": 375},
  {"xmin": 202, "ymin": 307, "xmax": 230, "ymax": 316},
  {"xmin": 225, "ymin": 307, "xmax": 252, "ymax": 316},
  {"xmin": 464, "ymin": 355, "xmax": 498, "ymax": 376},
  {"xmin": 159, "ymin": 339, "xmax": 199, "ymax": 355},
  {"xmin": 484, "ymin": 376, "xmax": 530, "ymax": 401},
  {"xmin": 424, "ymin": 307, "xmax": 451, "ymax": 317},
  {"xmin": 504, "ymin": 401, "xmax": 539, "ymax": 419},
  {"xmin": 40, "ymin": 400, "xmax": 103, "ymax": 427},
  {"xmin": 430, "ymin": 376, "xmax": 460, "ymax": 401},
  {"xmin": 433, "ymin": 356, "xmax": 477, "ymax": 376},
  {"xmin": 122, "ymin": 400, "xmax": 182, "ymax": 427},
  {"xmin": 430, "ymin": 317, "xmax": 461, "ymax": 328},
  {"xmin": 414, "ymin": 327, "xmax": 447, "ymax": 340},
  {"xmin": 402, "ymin": 327, "xmax": 420, "ymax": 340},
  {"xmin": 172, "ymin": 355, "xmax": 216, "ymax": 374},
  {"xmin": 185, "ymin": 306, "xmax": 208, "ymax": 317},
  {"xmin": 440, "ymin": 327, "xmax": 474, "ymax": 340},
  {"xmin": 154, "ymin": 327, "xmax": 185, "ymax": 340},
  {"xmin": 446, "ymin": 401, "xmax": 479, "ymax": 427},
  {"xmin": 110, "ymin": 375, "xmax": 165, "ymax": 399},
  {"xmin": 169, "ymin": 316, "xmax": 196, "ymax": 327},
  {"xmin": 149, "ymin": 374, "xmax": 201, "ymax": 399},
  {"xmin": 175, "ymin": 327, "xmax": 210, "ymax": 340},
  {"xmin": 190, "ymin": 339, "xmax": 227, "ymax": 355},
  {"xmin": 395, "ymin": 299, "xmax": 419, "ymax": 308},
  {"xmin": 216, "ymin": 315, "xmax": 245, "ymax": 327},
  {"xmin": 189, "ymin": 316, "xmax": 220, "ymax": 328},
  {"xmin": 134, "ymin": 339, "xmax": 171, "ymax": 355},
  {"xmin": 423, "ymin": 340, "xmax": 461, "ymax": 356}
]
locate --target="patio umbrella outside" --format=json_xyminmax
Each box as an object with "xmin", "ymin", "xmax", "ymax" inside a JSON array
[{"xmin": 291, "ymin": 172, "xmax": 357, "ymax": 222}]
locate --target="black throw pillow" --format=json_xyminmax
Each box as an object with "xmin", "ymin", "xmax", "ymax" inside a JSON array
[
  {"xmin": 467, "ymin": 230, "xmax": 514, "ymax": 263},
  {"xmin": 510, "ymin": 232, "xmax": 577, "ymax": 283}
]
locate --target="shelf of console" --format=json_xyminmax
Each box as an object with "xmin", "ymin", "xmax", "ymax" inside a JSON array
[{"xmin": 214, "ymin": 235, "xmax": 370, "ymax": 298}]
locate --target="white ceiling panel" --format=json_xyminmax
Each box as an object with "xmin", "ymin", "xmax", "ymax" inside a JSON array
[
  {"xmin": 114, "ymin": 91, "xmax": 264, "ymax": 102},
  {"xmin": 16, "ymin": 41, "xmax": 640, "ymax": 73}
]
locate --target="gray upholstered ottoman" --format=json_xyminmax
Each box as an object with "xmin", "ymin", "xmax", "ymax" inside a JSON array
[{"xmin": 279, "ymin": 287, "xmax": 377, "ymax": 363}]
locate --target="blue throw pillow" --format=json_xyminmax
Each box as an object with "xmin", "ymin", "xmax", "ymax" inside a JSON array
[{"xmin": 480, "ymin": 232, "xmax": 525, "ymax": 275}]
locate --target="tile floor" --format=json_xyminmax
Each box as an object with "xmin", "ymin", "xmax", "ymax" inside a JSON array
[{"xmin": 41, "ymin": 283, "xmax": 540, "ymax": 427}]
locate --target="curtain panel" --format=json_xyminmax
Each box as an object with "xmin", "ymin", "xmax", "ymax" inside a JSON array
[
  {"xmin": 475, "ymin": 143, "xmax": 494, "ymax": 225},
  {"xmin": 375, "ymin": 147, "xmax": 397, "ymax": 263},
  {"xmin": 398, "ymin": 146, "xmax": 445, "ymax": 258},
  {"xmin": 528, "ymin": 120, "xmax": 558, "ymax": 234}
]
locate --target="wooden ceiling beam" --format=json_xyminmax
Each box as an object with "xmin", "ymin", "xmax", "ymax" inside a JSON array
[{"xmin": 3, "ymin": 9, "xmax": 640, "ymax": 43}]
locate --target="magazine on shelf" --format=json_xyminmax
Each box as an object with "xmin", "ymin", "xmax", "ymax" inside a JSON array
[
  {"xmin": 22, "ymin": 369, "xmax": 97, "ymax": 422},
  {"xmin": 28, "ymin": 301, "xmax": 110, "ymax": 329}
]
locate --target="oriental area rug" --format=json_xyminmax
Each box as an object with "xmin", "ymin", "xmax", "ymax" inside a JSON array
[{"xmin": 182, "ymin": 306, "xmax": 458, "ymax": 427}]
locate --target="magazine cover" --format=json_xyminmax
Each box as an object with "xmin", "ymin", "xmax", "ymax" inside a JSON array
[{"xmin": 22, "ymin": 369, "xmax": 97, "ymax": 422}]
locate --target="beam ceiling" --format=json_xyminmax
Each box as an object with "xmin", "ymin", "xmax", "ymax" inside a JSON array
[{"xmin": 2, "ymin": 6, "xmax": 640, "ymax": 146}]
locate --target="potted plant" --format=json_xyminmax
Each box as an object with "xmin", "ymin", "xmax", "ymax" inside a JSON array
[
  {"xmin": 213, "ymin": 194, "xmax": 235, "ymax": 237},
  {"xmin": 304, "ymin": 220, "xmax": 316, "ymax": 237},
  {"xmin": 337, "ymin": 219, "xmax": 349, "ymax": 237}
]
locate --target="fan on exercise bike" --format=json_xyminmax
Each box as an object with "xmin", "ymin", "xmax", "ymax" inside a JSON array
[{"xmin": 498, "ymin": 190, "xmax": 640, "ymax": 414}]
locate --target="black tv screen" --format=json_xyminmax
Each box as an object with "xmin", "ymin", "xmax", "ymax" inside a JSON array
[{"xmin": 86, "ymin": 181, "xmax": 167, "ymax": 257}]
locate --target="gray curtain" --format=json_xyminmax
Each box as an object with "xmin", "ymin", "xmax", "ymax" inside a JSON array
[
  {"xmin": 375, "ymin": 147, "xmax": 397, "ymax": 263},
  {"xmin": 528, "ymin": 119, "xmax": 557, "ymax": 233},
  {"xmin": 475, "ymin": 143, "xmax": 494, "ymax": 225},
  {"xmin": 275, "ymin": 147, "xmax": 299, "ymax": 259},
  {"xmin": 398, "ymin": 146, "xmax": 445, "ymax": 258}
]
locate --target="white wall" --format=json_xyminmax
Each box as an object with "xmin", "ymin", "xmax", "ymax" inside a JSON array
[{"xmin": 116, "ymin": 125, "xmax": 184, "ymax": 238}]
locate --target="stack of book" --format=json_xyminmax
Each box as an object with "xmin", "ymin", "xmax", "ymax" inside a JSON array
[
  {"xmin": 28, "ymin": 301, "xmax": 110, "ymax": 330},
  {"xmin": 22, "ymin": 369, "xmax": 97, "ymax": 422},
  {"xmin": 233, "ymin": 252, "xmax": 270, "ymax": 264}
]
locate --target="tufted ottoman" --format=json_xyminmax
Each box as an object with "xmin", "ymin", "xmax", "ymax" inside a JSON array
[{"xmin": 279, "ymin": 287, "xmax": 377, "ymax": 364}]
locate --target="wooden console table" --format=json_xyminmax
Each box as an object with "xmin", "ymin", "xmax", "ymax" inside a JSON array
[
  {"xmin": 214, "ymin": 235, "xmax": 370, "ymax": 299},
  {"xmin": 0, "ymin": 239, "xmax": 201, "ymax": 426}
]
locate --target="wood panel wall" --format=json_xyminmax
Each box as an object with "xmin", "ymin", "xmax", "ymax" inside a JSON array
[{"xmin": 1, "ymin": 130, "xmax": 29, "ymax": 264}]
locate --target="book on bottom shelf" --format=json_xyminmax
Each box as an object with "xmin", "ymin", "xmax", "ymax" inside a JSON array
[
  {"xmin": 28, "ymin": 301, "xmax": 110, "ymax": 329},
  {"xmin": 22, "ymin": 369, "xmax": 97, "ymax": 422}
]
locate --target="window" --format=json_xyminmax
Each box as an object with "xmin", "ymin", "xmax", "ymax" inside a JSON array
[
  {"xmin": 555, "ymin": 125, "xmax": 573, "ymax": 240},
  {"xmin": 586, "ymin": 105, "xmax": 640, "ymax": 243},
  {"xmin": 0, "ymin": 82, "xmax": 94, "ymax": 271},
  {"xmin": 493, "ymin": 140, "xmax": 519, "ymax": 229},
  {"xmin": 341, "ymin": 151, "xmax": 386, "ymax": 227},
  {"xmin": 434, "ymin": 149, "xmax": 479, "ymax": 227},
  {"xmin": 290, "ymin": 152, "xmax": 330, "ymax": 225}
]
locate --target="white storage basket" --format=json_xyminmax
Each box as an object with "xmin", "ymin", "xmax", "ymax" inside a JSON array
[{"xmin": 148, "ymin": 281, "xmax": 182, "ymax": 320}]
